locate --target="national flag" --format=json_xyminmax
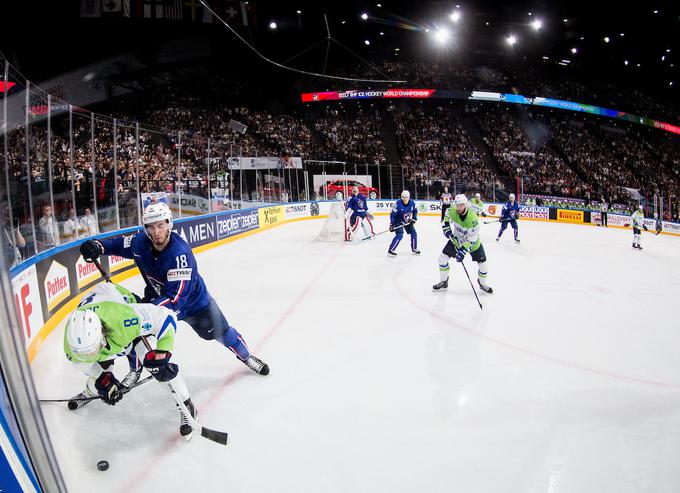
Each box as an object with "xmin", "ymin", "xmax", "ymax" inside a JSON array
[
  {"xmin": 144, "ymin": 0, "xmax": 165, "ymax": 18},
  {"xmin": 81, "ymin": 0, "xmax": 102, "ymax": 17},
  {"xmin": 102, "ymin": 0, "xmax": 123, "ymax": 16},
  {"xmin": 183, "ymin": 0, "xmax": 203, "ymax": 22},
  {"xmin": 165, "ymin": 0, "xmax": 182, "ymax": 20}
]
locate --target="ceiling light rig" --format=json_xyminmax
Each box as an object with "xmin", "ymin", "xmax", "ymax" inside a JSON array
[
  {"xmin": 434, "ymin": 28, "xmax": 451, "ymax": 45},
  {"xmin": 506, "ymin": 35, "xmax": 517, "ymax": 46}
]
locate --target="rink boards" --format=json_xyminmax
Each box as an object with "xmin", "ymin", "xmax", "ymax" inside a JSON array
[{"xmin": 8, "ymin": 199, "xmax": 680, "ymax": 366}]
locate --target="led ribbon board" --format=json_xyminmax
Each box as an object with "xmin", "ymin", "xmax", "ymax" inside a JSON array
[{"xmin": 300, "ymin": 89, "xmax": 680, "ymax": 136}]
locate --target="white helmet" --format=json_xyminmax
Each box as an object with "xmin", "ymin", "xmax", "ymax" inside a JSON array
[
  {"xmin": 454, "ymin": 194, "xmax": 468, "ymax": 206},
  {"xmin": 475, "ymin": 193, "xmax": 481, "ymax": 199},
  {"xmin": 401, "ymin": 190, "xmax": 410, "ymax": 200},
  {"xmin": 66, "ymin": 310, "xmax": 104, "ymax": 355},
  {"xmin": 143, "ymin": 202, "xmax": 173, "ymax": 234},
  {"xmin": 509, "ymin": 193, "xmax": 516, "ymax": 201}
]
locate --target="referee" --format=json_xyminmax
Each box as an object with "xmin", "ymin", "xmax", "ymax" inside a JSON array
[{"xmin": 440, "ymin": 186, "xmax": 453, "ymax": 222}]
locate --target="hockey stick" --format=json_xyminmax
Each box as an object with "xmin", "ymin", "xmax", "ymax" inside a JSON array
[
  {"xmin": 92, "ymin": 257, "xmax": 111, "ymax": 283},
  {"xmin": 167, "ymin": 380, "xmax": 229, "ymax": 446},
  {"xmin": 39, "ymin": 375, "xmax": 154, "ymax": 406},
  {"xmin": 483, "ymin": 217, "xmax": 515, "ymax": 225},
  {"xmin": 460, "ymin": 261, "xmax": 483, "ymax": 311},
  {"xmin": 362, "ymin": 222, "xmax": 408, "ymax": 240}
]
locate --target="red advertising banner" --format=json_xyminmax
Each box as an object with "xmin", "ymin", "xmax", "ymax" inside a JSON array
[{"xmin": 301, "ymin": 89, "xmax": 435, "ymax": 103}]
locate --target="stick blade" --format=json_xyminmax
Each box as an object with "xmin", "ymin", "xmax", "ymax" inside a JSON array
[{"xmin": 201, "ymin": 427, "xmax": 229, "ymax": 445}]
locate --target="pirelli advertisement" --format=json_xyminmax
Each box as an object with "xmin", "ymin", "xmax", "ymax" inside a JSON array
[{"xmin": 556, "ymin": 209, "xmax": 584, "ymax": 223}]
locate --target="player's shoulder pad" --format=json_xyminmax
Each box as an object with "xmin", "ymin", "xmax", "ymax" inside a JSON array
[{"xmin": 167, "ymin": 234, "xmax": 195, "ymax": 257}]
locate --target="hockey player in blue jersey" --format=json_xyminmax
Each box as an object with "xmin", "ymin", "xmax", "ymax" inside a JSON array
[
  {"xmin": 79, "ymin": 203, "xmax": 269, "ymax": 384},
  {"xmin": 345, "ymin": 186, "xmax": 375, "ymax": 240},
  {"xmin": 497, "ymin": 193, "xmax": 520, "ymax": 243},
  {"xmin": 388, "ymin": 190, "xmax": 420, "ymax": 256}
]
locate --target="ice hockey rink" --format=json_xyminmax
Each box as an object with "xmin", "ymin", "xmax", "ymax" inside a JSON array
[{"xmin": 31, "ymin": 214, "xmax": 680, "ymax": 493}]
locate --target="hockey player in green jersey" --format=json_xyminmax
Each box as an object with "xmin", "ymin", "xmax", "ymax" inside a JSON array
[
  {"xmin": 630, "ymin": 204, "xmax": 648, "ymax": 250},
  {"xmin": 468, "ymin": 193, "xmax": 487, "ymax": 217},
  {"xmin": 64, "ymin": 283, "xmax": 198, "ymax": 439},
  {"xmin": 433, "ymin": 194, "xmax": 493, "ymax": 293}
]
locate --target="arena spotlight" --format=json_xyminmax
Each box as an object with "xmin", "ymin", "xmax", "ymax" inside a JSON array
[
  {"xmin": 507, "ymin": 35, "xmax": 517, "ymax": 46},
  {"xmin": 364, "ymin": 39, "xmax": 370, "ymax": 45},
  {"xmin": 624, "ymin": 60, "xmax": 629, "ymax": 65},
  {"xmin": 361, "ymin": 12, "xmax": 368, "ymax": 20},
  {"xmin": 269, "ymin": 21, "xmax": 277, "ymax": 29},
  {"xmin": 450, "ymin": 11, "xmax": 461, "ymax": 23},
  {"xmin": 571, "ymin": 47, "xmax": 578, "ymax": 54},
  {"xmin": 434, "ymin": 28, "xmax": 451, "ymax": 44},
  {"xmin": 604, "ymin": 37, "xmax": 610, "ymax": 43},
  {"xmin": 531, "ymin": 19, "xmax": 542, "ymax": 30}
]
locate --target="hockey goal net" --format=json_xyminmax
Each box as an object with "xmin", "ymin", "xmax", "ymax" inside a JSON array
[{"xmin": 316, "ymin": 201, "xmax": 349, "ymax": 241}]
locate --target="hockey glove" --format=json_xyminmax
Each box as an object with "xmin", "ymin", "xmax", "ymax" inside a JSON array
[
  {"xmin": 643, "ymin": 225, "xmax": 648, "ymax": 231},
  {"xmin": 389, "ymin": 224, "xmax": 396, "ymax": 232},
  {"xmin": 444, "ymin": 229, "xmax": 453, "ymax": 239},
  {"xmin": 80, "ymin": 240, "xmax": 103, "ymax": 262},
  {"xmin": 143, "ymin": 350, "xmax": 179, "ymax": 382},
  {"xmin": 94, "ymin": 372, "xmax": 123, "ymax": 405},
  {"xmin": 481, "ymin": 212, "xmax": 487, "ymax": 217},
  {"xmin": 410, "ymin": 217, "xmax": 417, "ymax": 224},
  {"xmin": 455, "ymin": 247, "xmax": 468, "ymax": 263}
]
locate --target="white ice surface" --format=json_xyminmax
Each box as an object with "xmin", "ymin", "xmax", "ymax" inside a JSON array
[{"xmin": 32, "ymin": 216, "xmax": 680, "ymax": 493}]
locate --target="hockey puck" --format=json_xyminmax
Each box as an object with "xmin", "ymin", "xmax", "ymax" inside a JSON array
[
  {"xmin": 97, "ymin": 460, "xmax": 109, "ymax": 471},
  {"xmin": 67, "ymin": 400, "xmax": 78, "ymax": 411}
]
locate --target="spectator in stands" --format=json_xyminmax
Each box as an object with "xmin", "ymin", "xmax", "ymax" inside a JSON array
[
  {"xmin": 79, "ymin": 208, "xmax": 98, "ymax": 237},
  {"xmin": 62, "ymin": 208, "xmax": 83, "ymax": 241},
  {"xmin": 37, "ymin": 204, "xmax": 60, "ymax": 251}
]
